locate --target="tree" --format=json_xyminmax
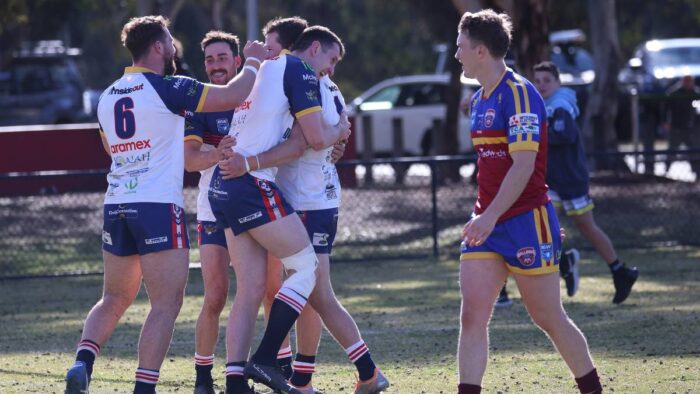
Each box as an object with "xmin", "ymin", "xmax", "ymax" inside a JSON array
[{"xmin": 583, "ymin": 0, "xmax": 621, "ymax": 167}]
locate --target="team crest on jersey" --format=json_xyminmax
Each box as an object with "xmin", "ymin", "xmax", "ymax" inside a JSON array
[
  {"xmin": 508, "ymin": 113, "xmax": 540, "ymax": 135},
  {"xmin": 516, "ymin": 246, "xmax": 536, "ymax": 266},
  {"xmin": 306, "ymin": 89, "xmax": 318, "ymax": 102},
  {"xmin": 540, "ymin": 243, "xmax": 554, "ymax": 261},
  {"xmin": 312, "ymin": 232, "xmax": 329, "ymax": 246},
  {"xmin": 216, "ymin": 118, "xmax": 230, "ymax": 134},
  {"xmin": 484, "ymin": 108, "xmax": 496, "ymax": 128},
  {"xmin": 172, "ymin": 205, "xmax": 183, "ymax": 225},
  {"xmin": 325, "ymin": 184, "xmax": 337, "ymax": 200}
]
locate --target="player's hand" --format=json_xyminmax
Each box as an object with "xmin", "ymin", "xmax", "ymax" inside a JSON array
[
  {"xmin": 337, "ymin": 111, "xmax": 351, "ymax": 141},
  {"xmin": 219, "ymin": 152, "xmax": 247, "ymax": 179},
  {"xmin": 462, "ymin": 213, "xmax": 497, "ymax": 247},
  {"xmin": 243, "ymin": 41, "xmax": 267, "ymax": 64},
  {"xmin": 330, "ymin": 141, "xmax": 347, "ymax": 164},
  {"xmin": 208, "ymin": 136, "xmax": 236, "ymax": 164}
]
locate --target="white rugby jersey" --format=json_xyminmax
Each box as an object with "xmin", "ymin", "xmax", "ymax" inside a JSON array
[
  {"xmin": 228, "ymin": 54, "xmax": 322, "ymax": 182},
  {"xmin": 98, "ymin": 67, "xmax": 208, "ymax": 207},
  {"xmin": 185, "ymin": 110, "xmax": 234, "ymax": 222},
  {"xmin": 276, "ymin": 75, "xmax": 344, "ymax": 211}
]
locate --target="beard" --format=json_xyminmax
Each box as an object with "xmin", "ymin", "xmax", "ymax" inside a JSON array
[{"xmin": 163, "ymin": 53, "xmax": 176, "ymax": 76}]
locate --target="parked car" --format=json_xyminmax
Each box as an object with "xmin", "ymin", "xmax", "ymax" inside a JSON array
[
  {"xmin": 347, "ymin": 74, "xmax": 478, "ymax": 157},
  {"xmin": 0, "ymin": 40, "xmax": 92, "ymax": 126}
]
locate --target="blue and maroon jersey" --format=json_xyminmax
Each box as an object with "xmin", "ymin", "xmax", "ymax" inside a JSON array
[{"xmin": 469, "ymin": 69, "xmax": 549, "ymax": 222}]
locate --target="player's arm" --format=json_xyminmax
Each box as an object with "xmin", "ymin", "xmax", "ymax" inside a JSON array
[
  {"xmin": 198, "ymin": 41, "xmax": 267, "ymax": 112},
  {"xmin": 219, "ymin": 123, "xmax": 307, "ymax": 180},
  {"xmin": 99, "ymin": 129, "xmax": 110, "ymax": 156},
  {"xmin": 184, "ymin": 135, "xmax": 235, "ymax": 172},
  {"xmin": 297, "ymin": 110, "xmax": 351, "ymax": 151}
]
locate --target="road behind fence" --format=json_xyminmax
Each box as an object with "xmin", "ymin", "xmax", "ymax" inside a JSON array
[{"xmin": 1, "ymin": 152, "xmax": 698, "ymax": 279}]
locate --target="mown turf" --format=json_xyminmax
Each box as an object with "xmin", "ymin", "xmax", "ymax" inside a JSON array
[{"xmin": 0, "ymin": 246, "xmax": 699, "ymax": 393}]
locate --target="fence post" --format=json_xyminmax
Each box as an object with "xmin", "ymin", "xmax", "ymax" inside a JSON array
[
  {"xmin": 361, "ymin": 115, "xmax": 374, "ymax": 185},
  {"xmin": 392, "ymin": 117, "xmax": 408, "ymax": 184},
  {"xmin": 430, "ymin": 159, "xmax": 439, "ymax": 258}
]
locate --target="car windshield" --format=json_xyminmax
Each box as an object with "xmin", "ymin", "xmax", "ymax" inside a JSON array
[
  {"xmin": 6, "ymin": 60, "xmax": 73, "ymax": 94},
  {"xmin": 551, "ymin": 45, "xmax": 594, "ymax": 74},
  {"xmin": 649, "ymin": 46, "xmax": 700, "ymax": 67}
]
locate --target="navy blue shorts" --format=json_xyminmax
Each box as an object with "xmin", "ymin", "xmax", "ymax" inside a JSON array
[
  {"xmin": 460, "ymin": 202, "xmax": 561, "ymax": 276},
  {"xmin": 198, "ymin": 220, "xmax": 227, "ymax": 248},
  {"xmin": 208, "ymin": 169, "xmax": 295, "ymax": 236},
  {"xmin": 298, "ymin": 208, "xmax": 339, "ymax": 254},
  {"xmin": 102, "ymin": 203, "xmax": 189, "ymax": 256}
]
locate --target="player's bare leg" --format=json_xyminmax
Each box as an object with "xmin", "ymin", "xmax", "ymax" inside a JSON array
[
  {"xmin": 136, "ymin": 248, "xmax": 189, "ymax": 391},
  {"xmin": 194, "ymin": 243, "xmax": 230, "ymax": 391},
  {"xmin": 457, "ymin": 259, "xmax": 509, "ymax": 386}
]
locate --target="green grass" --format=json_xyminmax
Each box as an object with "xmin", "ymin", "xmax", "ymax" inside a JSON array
[{"xmin": 1, "ymin": 247, "xmax": 699, "ymax": 393}]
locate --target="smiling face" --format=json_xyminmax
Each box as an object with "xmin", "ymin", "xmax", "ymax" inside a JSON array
[
  {"xmin": 309, "ymin": 41, "xmax": 341, "ymax": 78},
  {"xmin": 203, "ymin": 41, "xmax": 240, "ymax": 85},
  {"xmin": 534, "ymin": 70, "xmax": 560, "ymax": 99}
]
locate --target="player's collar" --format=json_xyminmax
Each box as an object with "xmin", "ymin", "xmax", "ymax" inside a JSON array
[
  {"xmin": 280, "ymin": 49, "xmax": 291, "ymax": 55},
  {"xmin": 481, "ymin": 67, "xmax": 509, "ymax": 100},
  {"xmin": 124, "ymin": 66, "xmax": 158, "ymax": 74}
]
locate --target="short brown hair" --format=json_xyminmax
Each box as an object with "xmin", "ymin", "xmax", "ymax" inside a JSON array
[
  {"xmin": 458, "ymin": 9, "xmax": 512, "ymax": 59},
  {"xmin": 291, "ymin": 25, "xmax": 345, "ymax": 59},
  {"xmin": 200, "ymin": 30, "xmax": 240, "ymax": 56},
  {"xmin": 262, "ymin": 16, "xmax": 308, "ymax": 50},
  {"xmin": 533, "ymin": 61, "xmax": 560, "ymax": 82},
  {"xmin": 121, "ymin": 15, "xmax": 170, "ymax": 61}
]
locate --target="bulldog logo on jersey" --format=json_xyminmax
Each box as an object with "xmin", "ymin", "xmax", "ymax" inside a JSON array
[
  {"xmin": 216, "ymin": 118, "xmax": 230, "ymax": 134},
  {"xmin": 517, "ymin": 246, "xmax": 536, "ymax": 266},
  {"xmin": 257, "ymin": 179, "xmax": 274, "ymax": 198}
]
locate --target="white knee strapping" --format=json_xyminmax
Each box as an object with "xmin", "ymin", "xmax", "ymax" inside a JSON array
[{"xmin": 280, "ymin": 244, "xmax": 318, "ymax": 298}]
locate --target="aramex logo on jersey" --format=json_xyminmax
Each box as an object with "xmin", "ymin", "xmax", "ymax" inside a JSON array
[{"xmin": 110, "ymin": 139, "xmax": 151, "ymax": 153}]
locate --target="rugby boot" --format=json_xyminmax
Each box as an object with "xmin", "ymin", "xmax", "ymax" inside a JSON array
[
  {"xmin": 354, "ymin": 368, "xmax": 389, "ymax": 394},
  {"xmin": 612, "ymin": 265, "xmax": 639, "ymax": 304},
  {"xmin": 244, "ymin": 361, "xmax": 302, "ymax": 394},
  {"xmin": 65, "ymin": 361, "xmax": 89, "ymax": 394}
]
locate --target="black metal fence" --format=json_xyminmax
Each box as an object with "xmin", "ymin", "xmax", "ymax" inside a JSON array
[{"xmin": 1, "ymin": 151, "xmax": 698, "ymax": 279}]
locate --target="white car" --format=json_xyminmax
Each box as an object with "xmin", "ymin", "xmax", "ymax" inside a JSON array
[{"xmin": 347, "ymin": 74, "xmax": 479, "ymax": 157}]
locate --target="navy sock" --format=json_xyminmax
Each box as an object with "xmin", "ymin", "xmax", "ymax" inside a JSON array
[
  {"xmin": 133, "ymin": 368, "xmax": 159, "ymax": 394},
  {"xmin": 195, "ymin": 363, "xmax": 213, "ymax": 386},
  {"xmin": 458, "ymin": 383, "xmax": 482, "ymax": 394},
  {"xmin": 75, "ymin": 349, "xmax": 96, "ymax": 379},
  {"xmin": 290, "ymin": 353, "xmax": 316, "ymax": 387},
  {"xmin": 609, "ymin": 259, "xmax": 622, "ymax": 273},
  {"xmin": 345, "ymin": 340, "xmax": 376, "ymax": 381},
  {"xmin": 225, "ymin": 361, "xmax": 247, "ymax": 393},
  {"xmin": 575, "ymin": 368, "xmax": 602, "ymax": 394},
  {"xmin": 251, "ymin": 297, "xmax": 302, "ymax": 365}
]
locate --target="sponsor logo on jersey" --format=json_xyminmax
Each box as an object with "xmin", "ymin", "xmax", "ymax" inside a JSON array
[
  {"xmin": 312, "ymin": 232, "xmax": 329, "ymax": 246},
  {"xmin": 216, "ymin": 118, "xmax": 230, "ymax": 134},
  {"xmin": 508, "ymin": 113, "xmax": 540, "ymax": 135},
  {"xmin": 327, "ymin": 83, "xmax": 339, "ymax": 92},
  {"xmin": 238, "ymin": 211, "xmax": 263, "ymax": 224},
  {"xmin": 114, "ymin": 152, "xmax": 150, "ymax": 168},
  {"xmin": 172, "ymin": 205, "xmax": 184, "ymax": 225},
  {"xmin": 172, "ymin": 78, "xmax": 184, "ymax": 90},
  {"xmin": 478, "ymin": 148, "xmax": 507, "ymax": 159},
  {"xmin": 516, "ymin": 246, "xmax": 536, "ymax": 266},
  {"xmin": 202, "ymin": 223, "xmax": 218, "ymax": 235},
  {"xmin": 237, "ymin": 100, "xmax": 252, "ymax": 111},
  {"xmin": 540, "ymin": 243, "xmax": 553, "ymax": 261},
  {"xmin": 325, "ymin": 184, "xmax": 337, "ymax": 200},
  {"xmin": 303, "ymin": 74, "xmax": 318, "ymax": 83},
  {"xmin": 110, "ymin": 139, "xmax": 151, "ymax": 153},
  {"xmin": 187, "ymin": 82, "xmax": 199, "ymax": 96},
  {"xmin": 145, "ymin": 236, "xmax": 168, "ymax": 245},
  {"xmin": 102, "ymin": 230, "xmax": 113, "ymax": 245},
  {"xmin": 283, "ymin": 127, "xmax": 292, "ymax": 139},
  {"xmin": 484, "ymin": 108, "xmax": 496, "ymax": 128},
  {"xmin": 109, "ymin": 84, "xmax": 144, "ymax": 95},
  {"xmin": 124, "ymin": 177, "xmax": 139, "ymax": 192}
]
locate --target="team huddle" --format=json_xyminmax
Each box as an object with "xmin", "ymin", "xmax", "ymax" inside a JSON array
[{"xmin": 65, "ymin": 9, "xmax": 614, "ymax": 394}]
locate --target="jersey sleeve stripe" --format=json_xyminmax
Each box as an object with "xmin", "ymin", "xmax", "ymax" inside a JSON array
[
  {"xmin": 184, "ymin": 135, "xmax": 203, "ymax": 143},
  {"xmin": 514, "ymin": 74, "xmax": 531, "ymax": 112},
  {"xmin": 506, "ymin": 80, "xmax": 522, "ymax": 114},
  {"xmin": 195, "ymin": 85, "xmax": 210, "ymax": 113},
  {"xmin": 295, "ymin": 106, "xmax": 322, "ymax": 118},
  {"xmin": 509, "ymin": 141, "xmax": 539, "ymax": 152},
  {"xmin": 472, "ymin": 136, "xmax": 508, "ymax": 145}
]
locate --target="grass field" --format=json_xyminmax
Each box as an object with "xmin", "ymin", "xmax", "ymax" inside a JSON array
[{"xmin": 0, "ymin": 246, "xmax": 699, "ymax": 393}]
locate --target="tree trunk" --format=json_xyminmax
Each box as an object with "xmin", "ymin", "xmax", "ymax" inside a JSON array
[
  {"xmin": 512, "ymin": 0, "xmax": 550, "ymax": 79},
  {"xmin": 584, "ymin": 0, "xmax": 622, "ymax": 170}
]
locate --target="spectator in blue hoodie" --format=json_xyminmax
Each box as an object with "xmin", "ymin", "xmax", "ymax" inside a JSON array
[{"xmin": 533, "ymin": 61, "xmax": 639, "ymax": 304}]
